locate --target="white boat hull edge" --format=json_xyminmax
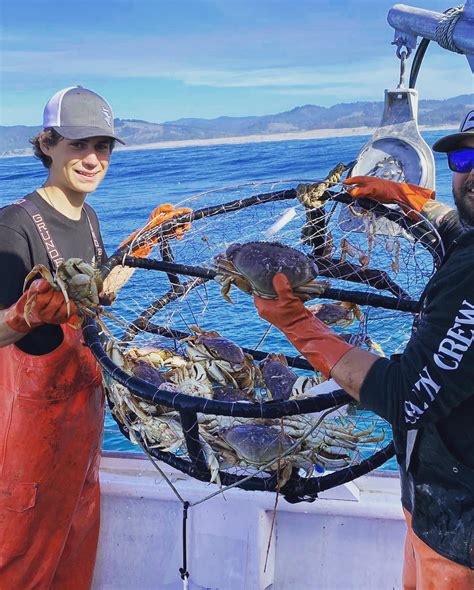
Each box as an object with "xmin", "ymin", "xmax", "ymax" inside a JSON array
[{"xmin": 92, "ymin": 453, "xmax": 405, "ymax": 590}]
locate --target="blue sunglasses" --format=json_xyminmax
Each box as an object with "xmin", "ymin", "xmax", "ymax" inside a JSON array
[{"xmin": 447, "ymin": 148, "xmax": 474, "ymax": 173}]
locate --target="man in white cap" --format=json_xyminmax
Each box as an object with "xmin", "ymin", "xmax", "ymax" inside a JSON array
[
  {"xmin": 0, "ymin": 86, "xmax": 120, "ymax": 590},
  {"xmin": 0, "ymin": 86, "xmax": 189, "ymax": 589},
  {"xmin": 254, "ymin": 111, "xmax": 474, "ymax": 589}
]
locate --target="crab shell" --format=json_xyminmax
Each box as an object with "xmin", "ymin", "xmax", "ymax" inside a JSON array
[
  {"xmin": 188, "ymin": 334, "xmax": 246, "ymax": 366},
  {"xmin": 259, "ymin": 354, "xmax": 298, "ymax": 401},
  {"xmin": 219, "ymin": 424, "xmax": 294, "ymax": 465},
  {"xmin": 212, "ymin": 386, "xmax": 255, "ymax": 403},
  {"xmin": 215, "ymin": 241, "xmax": 318, "ymax": 299},
  {"xmin": 309, "ymin": 302, "xmax": 353, "ymax": 325},
  {"xmin": 132, "ymin": 361, "xmax": 167, "ymax": 387}
]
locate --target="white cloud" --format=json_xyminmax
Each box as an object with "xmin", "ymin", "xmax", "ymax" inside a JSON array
[
  {"xmin": 3, "ymin": 48, "xmax": 471, "ymax": 109},
  {"xmin": 3, "ymin": 45, "xmax": 470, "ymax": 98}
]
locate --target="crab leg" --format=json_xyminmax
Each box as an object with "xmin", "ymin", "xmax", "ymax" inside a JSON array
[
  {"xmin": 292, "ymin": 280, "xmax": 330, "ymax": 298},
  {"xmin": 312, "ymin": 449, "xmax": 359, "ymax": 469}
]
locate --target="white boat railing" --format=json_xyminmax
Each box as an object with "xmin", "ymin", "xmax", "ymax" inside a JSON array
[{"xmin": 93, "ymin": 452, "xmax": 405, "ymax": 590}]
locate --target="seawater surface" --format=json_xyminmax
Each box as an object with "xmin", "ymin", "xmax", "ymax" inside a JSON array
[{"xmin": 0, "ymin": 131, "xmax": 455, "ymax": 471}]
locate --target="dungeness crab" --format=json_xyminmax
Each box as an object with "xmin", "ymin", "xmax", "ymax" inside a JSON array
[
  {"xmin": 202, "ymin": 423, "xmax": 311, "ymax": 488},
  {"xmin": 259, "ymin": 353, "xmax": 323, "ymax": 401},
  {"xmin": 23, "ymin": 258, "xmax": 104, "ymax": 327},
  {"xmin": 281, "ymin": 413, "xmax": 385, "ymax": 470},
  {"xmin": 181, "ymin": 326, "xmax": 259, "ymax": 389},
  {"xmin": 213, "ymin": 241, "xmax": 328, "ymax": 302},
  {"xmin": 307, "ymin": 301, "xmax": 363, "ymax": 328}
]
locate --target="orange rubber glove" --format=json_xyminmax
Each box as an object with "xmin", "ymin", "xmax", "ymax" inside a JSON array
[
  {"xmin": 343, "ymin": 176, "xmax": 435, "ymax": 221},
  {"xmin": 4, "ymin": 279, "xmax": 78, "ymax": 334},
  {"xmin": 119, "ymin": 203, "xmax": 192, "ymax": 258},
  {"xmin": 254, "ymin": 273, "xmax": 353, "ymax": 378}
]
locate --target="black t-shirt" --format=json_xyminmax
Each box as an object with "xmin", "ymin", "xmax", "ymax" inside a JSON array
[
  {"xmin": 360, "ymin": 227, "xmax": 474, "ymax": 468},
  {"xmin": 0, "ymin": 191, "xmax": 107, "ymax": 354}
]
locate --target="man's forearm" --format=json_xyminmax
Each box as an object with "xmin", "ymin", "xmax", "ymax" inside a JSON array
[
  {"xmin": 329, "ymin": 347, "xmax": 380, "ymax": 401},
  {"xmin": 420, "ymin": 200, "xmax": 452, "ymax": 227},
  {"xmin": 0, "ymin": 308, "xmax": 26, "ymax": 347}
]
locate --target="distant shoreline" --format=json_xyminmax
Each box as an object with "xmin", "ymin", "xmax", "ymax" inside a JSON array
[
  {"xmin": 117, "ymin": 124, "xmax": 456, "ymax": 153},
  {"xmin": 0, "ymin": 124, "xmax": 456, "ymax": 158}
]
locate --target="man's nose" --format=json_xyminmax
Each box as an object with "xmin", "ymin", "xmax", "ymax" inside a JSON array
[{"xmin": 82, "ymin": 150, "xmax": 100, "ymax": 168}]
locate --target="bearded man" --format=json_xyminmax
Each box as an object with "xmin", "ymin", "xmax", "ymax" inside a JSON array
[{"xmin": 254, "ymin": 111, "xmax": 474, "ymax": 589}]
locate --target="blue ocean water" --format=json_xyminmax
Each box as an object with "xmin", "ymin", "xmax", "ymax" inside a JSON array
[{"xmin": 0, "ymin": 131, "xmax": 455, "ymax": 471}]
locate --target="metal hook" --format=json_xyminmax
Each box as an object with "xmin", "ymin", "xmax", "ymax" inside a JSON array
[
  {"xmin": 397, "ymin": 50, "xmax": 407, "ymax": 88},
  {"xmin": 393, "ymin": 34, "xmax": 413, "ymax": 60},
  {"xmin": 392, "ymin": 36, "xmax": 412, "ymax": 89}
]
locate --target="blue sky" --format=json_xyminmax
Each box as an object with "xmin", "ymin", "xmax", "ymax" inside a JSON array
[{"xmin": 1, "ymin": 0, "xmax": 472, "ymax": 126}]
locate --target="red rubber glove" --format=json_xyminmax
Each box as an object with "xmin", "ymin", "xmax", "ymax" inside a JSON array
[
  {"xmin": 254, "ymin": 273, "xmax": 353, "ymax": 378},
  {"xmin": 343, "ymin": 176, "xmax": 435, "ymax": 221},
  {"xmin": 119, "ymin": 203, "xmax": 192, "ymax": 258},
  {"xmin": 4, "ymin": 279, "xmax": 78, "ymax": 334}
]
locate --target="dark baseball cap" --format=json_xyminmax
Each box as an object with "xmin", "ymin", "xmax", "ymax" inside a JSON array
[
  {"xmin": 42, "ymin": 86, "xmax": 125, "ymax": 144},
  {"xmin": 432, "ymin": 109, "xmax": 474, "ymax": 153}
]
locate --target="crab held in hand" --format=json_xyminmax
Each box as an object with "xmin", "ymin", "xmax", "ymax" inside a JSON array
[
  {"xmin": 23, "ymin": 258, "xmax": 103, "ymax": 324},
  {"xmin": 213, "ymin": 241, "xmax": 329, "ymax": 302}
]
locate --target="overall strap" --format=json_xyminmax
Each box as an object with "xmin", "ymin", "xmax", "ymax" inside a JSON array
[
  {"xmin": 15, "ymin": 197, "xmax": 101, "ymax": 271},
  {"xmin": 16, "ymin": 197, "xmax": 64, "ymax": 269},
  {"xmin": 83, "ymin": 204, "xmax": 103, "ymax": 263}
]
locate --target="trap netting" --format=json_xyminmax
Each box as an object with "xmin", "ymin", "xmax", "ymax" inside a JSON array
[{"xmin": 85, "ymin": 169, "xmax": 442, "ymax": 503}]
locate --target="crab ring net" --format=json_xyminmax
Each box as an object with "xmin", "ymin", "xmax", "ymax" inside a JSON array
[{"xmin": 85, "ymin": 172, "xmax": 441, "ymax": 503}]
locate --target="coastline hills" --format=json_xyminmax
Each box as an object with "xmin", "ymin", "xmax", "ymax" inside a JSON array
[{"xmin": 1, "ymin": 94, "xmax": 472, "ymax": 157}]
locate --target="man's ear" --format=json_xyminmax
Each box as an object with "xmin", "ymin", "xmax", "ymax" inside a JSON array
[{"xmin": 38, "ymin": 137, "xmax": 51, "ymax": 156}]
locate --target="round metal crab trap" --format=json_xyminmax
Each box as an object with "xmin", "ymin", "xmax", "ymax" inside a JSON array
[{"xmin": 83, "ymin": 165, "xmax": 443, "ymax": 504}]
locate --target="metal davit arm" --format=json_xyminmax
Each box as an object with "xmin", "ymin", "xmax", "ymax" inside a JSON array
[{"xmin": 388, "ymin": 2, "xmax": 474, "ymax": 71}]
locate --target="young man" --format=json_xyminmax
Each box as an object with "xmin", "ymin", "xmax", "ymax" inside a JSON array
[
  {"xmin": 0, "ymin": 86, "xmax": 189, "ymax": 589},
  {"xmin": 254, "ymin": 111, "xmax": 474, "ymax": 589},
  {"xmin": 0, "ymin": 86, "xmax": 120, "ymax": 590}
]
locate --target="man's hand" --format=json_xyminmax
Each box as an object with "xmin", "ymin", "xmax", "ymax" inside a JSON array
[
  {"xmin": 4, "ymin": 279, "xmax": 78, "ymax": 334},
  {"xmin": 254, "ymin": 274, "xmax": 353, "ymax": 378},
  {"xmin": 343, "ymin": 176, "xmax": 435, "ymax": 220},
  {"xmin": 120, "ymin": 203, "xmax": 192, "ymax": 258},
  {"xmin": 254, "ymin": 273, "xmax": 312, "ymax": 329}
]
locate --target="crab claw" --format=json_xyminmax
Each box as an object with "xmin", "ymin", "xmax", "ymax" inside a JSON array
[
  {"xmin": 22, "ymin": 264, "xmax": 54, "ymax": 292},
  {"xmin": 67, "ymin": 315, "xmax": 83, "ymax": 330},
  {"xmin": 23, "ymin": 292, "xmax": 38, "ymax": 328}
]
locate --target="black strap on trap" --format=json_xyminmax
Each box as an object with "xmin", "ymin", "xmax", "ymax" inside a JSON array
[{"xmin": 179, "ymin": 502, "xmax": 190, "ymax": 586}]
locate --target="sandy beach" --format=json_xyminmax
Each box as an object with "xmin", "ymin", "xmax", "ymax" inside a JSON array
[
  {"xmin": 116, "ymin": 126, "xmax": 379, "ymax": 152},
  {"xmin": 114, "ymin": 124, "xmax": 456, "ymax": 153},
  {"xmin": 1, "ymin": 124, "xmax": 456, "ymax": 158}
]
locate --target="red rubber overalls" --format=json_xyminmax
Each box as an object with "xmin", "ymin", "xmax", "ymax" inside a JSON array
[
  {"xmin": 0, "ymin": 324, "xmax": 104, "ymax": 589},
  {"xmin": 403, "ymin": 509, "xmax": 474, "ymax": 590}
]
